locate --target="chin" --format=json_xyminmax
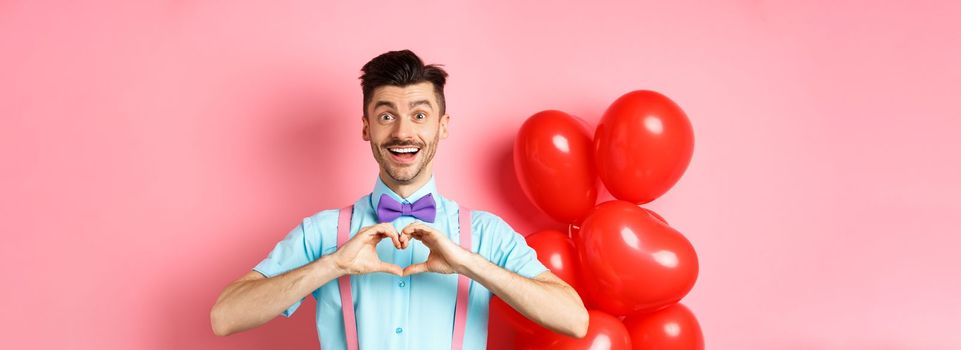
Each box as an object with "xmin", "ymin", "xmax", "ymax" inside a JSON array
[{"xmin": 386, "ymin": 168, "xmax": 420, "ymax": 183}]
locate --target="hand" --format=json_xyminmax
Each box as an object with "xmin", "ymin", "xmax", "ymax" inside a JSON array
[
  {"xmin": 401, "ymin": 222, "xmax": 473, "ymax": 276},
  {"xmin": 332, "ymin": 223, "xmax": 408, "ymax": 276}
]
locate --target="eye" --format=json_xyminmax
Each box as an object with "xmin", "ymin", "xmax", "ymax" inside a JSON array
[
  {"xmin": 380, "ymin": 113, "xmax": 395, "ymax": 121},
  {"xmin": 415, "ymin": 112, "xmax": 427, "ymax": 120}
]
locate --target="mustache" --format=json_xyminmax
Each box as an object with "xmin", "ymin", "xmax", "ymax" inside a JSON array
[{"xmin": 382, "ymin": 139, "xmax": 424, "ymax": 148}]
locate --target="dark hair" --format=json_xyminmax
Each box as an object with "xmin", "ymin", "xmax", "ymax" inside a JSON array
[{"xmin": 360, "ymin": 50, "xmax": 449, "ymax": 117}]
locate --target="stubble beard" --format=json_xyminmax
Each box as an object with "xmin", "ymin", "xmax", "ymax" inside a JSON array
[{"xmin": 374, "ymin": 134, "xmax": 439, "ymax": 184}]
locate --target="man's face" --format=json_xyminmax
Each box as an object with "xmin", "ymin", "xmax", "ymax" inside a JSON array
[{"xmin": 363, "ymin": 81, "xmax": 449, "ymax": 185}]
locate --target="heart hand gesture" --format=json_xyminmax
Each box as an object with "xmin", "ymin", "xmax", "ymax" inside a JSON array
[
  {"xmin": 400, "ymin": 222, "xmax": 472, "ymax": 276},
  {"xmin": 332, "ymin": 223, "xmax": 408, "ymax": 276}
]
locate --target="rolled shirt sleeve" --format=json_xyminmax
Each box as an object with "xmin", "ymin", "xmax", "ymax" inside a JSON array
[{"xmin": 477, "ymin": 211, "xmax": 549, "ymax": 279}]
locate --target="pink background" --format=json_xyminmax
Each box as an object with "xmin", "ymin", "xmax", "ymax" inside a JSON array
[{"xmin": 2, "ymin": 1, "xmax": 960, "ymax": 349}]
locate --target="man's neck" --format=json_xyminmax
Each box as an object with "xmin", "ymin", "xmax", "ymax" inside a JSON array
[{"xmin": 379, "ymin": 170, "xmax": 432, "ymax": 198}]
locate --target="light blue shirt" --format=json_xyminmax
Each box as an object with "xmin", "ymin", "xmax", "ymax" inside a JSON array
[{"xmin": 253, "ymin": 175, "xmax": 548, "ymax": 350}]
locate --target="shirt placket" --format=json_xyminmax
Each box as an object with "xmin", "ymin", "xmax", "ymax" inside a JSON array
[{"xmin": 390, "ymin": 208, "xmax": 414, "ymax": 349}]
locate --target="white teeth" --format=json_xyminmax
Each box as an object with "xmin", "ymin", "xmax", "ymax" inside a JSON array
[{"xmin": 389, "ymin": 147, "xmax": 419, "ymax": 153}]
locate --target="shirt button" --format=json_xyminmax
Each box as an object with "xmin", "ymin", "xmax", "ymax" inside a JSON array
[
  {"xmin": 399, "ymin": 281, "xmax": 406, "ymax": 288},
  {"xmin": 395, "ymin": 327, "xmax": 403, "ymax": 334}
]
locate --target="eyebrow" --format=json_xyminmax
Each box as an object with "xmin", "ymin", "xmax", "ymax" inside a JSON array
[
  {"xmin": 408, "ymin": 100, "xmax": 433, "ymax": 111},
  {"xmin": 372, "ymin": 100, "xmax": 434, "ymax": 111},
  {"xmin": 373, "ymin": 100, "xmax": 396, "ymax": 111}
]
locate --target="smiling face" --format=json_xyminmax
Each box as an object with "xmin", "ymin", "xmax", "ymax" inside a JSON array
[{"xmin": 362, "ymin": 81, "xmax": 450, "ymax": 186}]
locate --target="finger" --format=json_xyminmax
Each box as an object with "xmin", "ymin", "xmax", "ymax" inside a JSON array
[
  {"xmin": 397, "ymin": 233, "xmax": 410, "ymax": 249},
  {"xmin": 402, "ymin": 263, "xmax": 429, "ymax": 276},
  {"xmin": 381, "ymin": 222, "xmax": 400, "ymax": 235},
  {"xmin": 352, "ymin": 224, "xmax": 374, "ymax": 242},
  {"xmin": 400, "ymin": 228, "xmax": 416, "ymax": 245},
  {"xmin": 405, "ymin": 224, "xmax": 444, "ymax": 247},
  {"xmin": 369, "ymin": 223, "xmax": 403, "ymax": 248},
  {"xmin": 363, "ymin": 222, "xmax": 397, "ymax": 237},
  {"xmin": 394, "ymin": 227, "xmax": 411, "ymax": 249},
  {"xmin": 381, "ymin": 230, "xmax": 403, "ymax": 249},
  {"xmin": 400, "ymin": 222, "xmax": 420, "ymax": 235},
  {"xmin": 402, "ymin": 223, "xmax": 430, "ymax": 239}
]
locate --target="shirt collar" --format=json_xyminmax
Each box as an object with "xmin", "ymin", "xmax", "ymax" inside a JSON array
[{"xmin": 370, "ymin": 174, "xmax": 440, "ymax": 210}]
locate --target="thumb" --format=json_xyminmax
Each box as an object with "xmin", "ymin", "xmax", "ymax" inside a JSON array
[
  {"xmin": 402, "ymin": 263, "xmax": 429, "ymax": 276},
  {"xmin": 376, "ymin": 262, "xmax": 404, "ymax": 277}
]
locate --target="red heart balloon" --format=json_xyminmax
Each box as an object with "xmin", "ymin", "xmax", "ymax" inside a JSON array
[
  {"xmin": 576, "ymin": 201, "xmax": 698, "ymax": 316},
  {"xmin": 594, "ymin": 90, "xmax": 694, "ymax": 204},
  {"xmin": 490, "ymin": 296, "xmax": 536, "ymax": 335},
  {"xmin": 526, "ymin": 229, "xmax": 584, "ymax": 294},
  {"xmin": 514, "ymin": 110, "xmax": 598, "ymax": 224},
  {"xmin": 568, "ymin": 224, "xmax": 583, "ymax": 243},
  {"xmin": 521, "ymin": 310, "xmax": 632, "ymax": 350},
  {"xmin": 641, "ymin": 207, "xmax": 668, "ymax": 225},
  {"xmin": 491, "ymin": 229, "xmax": 590, "ymax": 334},
  {"xmin": 623, "ymin": 303, "xmax": 704, "ymax": 350}
]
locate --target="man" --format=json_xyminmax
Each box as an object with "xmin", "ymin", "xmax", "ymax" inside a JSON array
[{"xmin": 210, "ymin": 50, "xmax": 588, "ymax": 349}]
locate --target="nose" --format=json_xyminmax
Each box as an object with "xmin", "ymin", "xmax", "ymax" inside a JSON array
[{"xmin": 391, "ymin": 115, "xmax": 415, "ymax": 140}]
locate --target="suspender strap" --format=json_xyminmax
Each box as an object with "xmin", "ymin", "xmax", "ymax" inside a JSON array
[
  {"xmin": 336, "ymin": 204, "xmax": 472, "ymax": 350},
  {"xmin": 451, "ymin": 206, "xmax": 472, "ymax": 350},
  {"xmin": 337, "ymin": 205, "xmax": 359, "ymax": 350}
]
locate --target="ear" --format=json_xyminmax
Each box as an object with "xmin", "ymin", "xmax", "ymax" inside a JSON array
[
  {"xmin": 439, "ymin": 113, "xmax": 450, "ymax": 140},
  {"xmin": 361, "ymin": 115, "xmax": 370, "ymax": 141}
]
